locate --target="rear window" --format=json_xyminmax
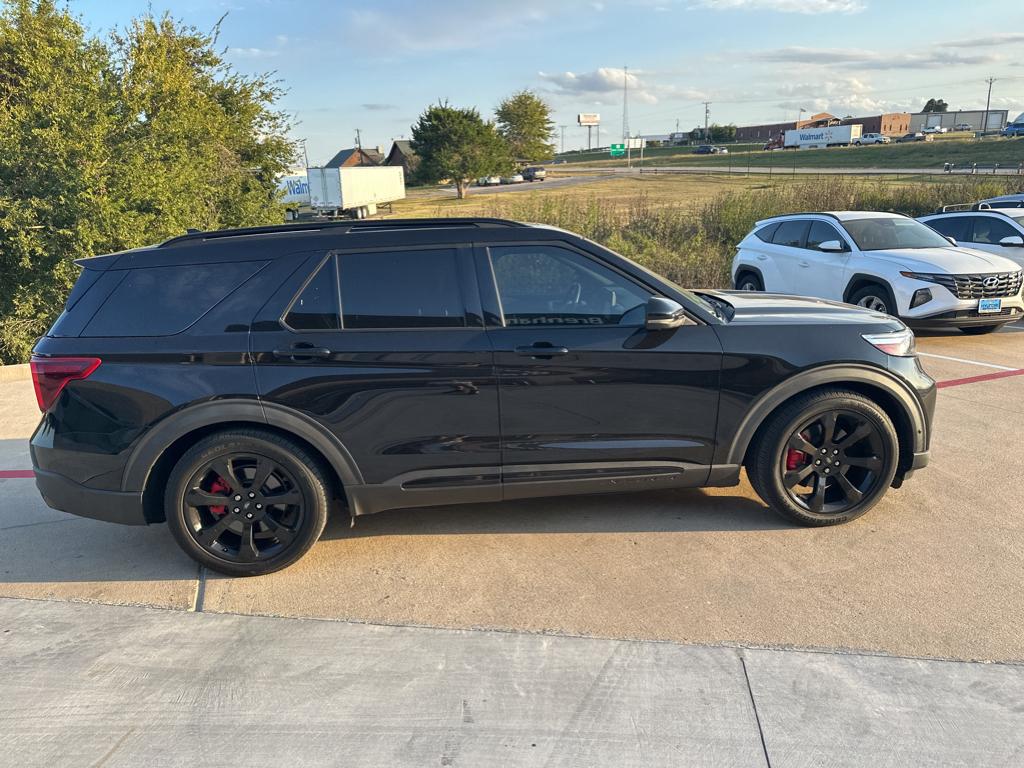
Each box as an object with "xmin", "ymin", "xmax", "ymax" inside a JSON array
[
  {"xmin": 754, "ymin": 222, "xmax": 780, "ymax": 242},
  {"xmin": 82, "ymin": 261, "xmax": 263, "ymax": 337},
  {"xmin": 772, "ymin": 220, "xmax": 809, "ymax": 248}
]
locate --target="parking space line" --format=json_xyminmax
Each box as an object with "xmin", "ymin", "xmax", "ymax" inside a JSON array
[
  {"xmin": 937, "ymin": 368, "xmax": 1024, "ymax": 389},
  {"xmin": 918, "ymin": 352, "xmax": 1017, "ymax": 371},
  {"xmin": 0, "ymin": 470, "xmax": 34, "ymax": 479}
]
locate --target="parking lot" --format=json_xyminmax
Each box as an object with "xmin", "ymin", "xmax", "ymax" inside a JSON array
[
  {"xmin": 2, "ymin": 324, "xmax": 1023, "ymax": 662},
  {"xmin": 2, "ymin": 323, "xmax": 1024, "ymax": 766}
]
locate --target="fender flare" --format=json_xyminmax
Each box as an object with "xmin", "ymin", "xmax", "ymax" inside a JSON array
[
  {"xmin": 843, "ymin": 273, "xmax": 898, "ymax": 313},
  {"xmin": 121, "ymin": 398, "xmax": 363, "ymax": 493},
  {"xmin": 733, "ymin": 264, "xmax": 765, "ymax": 290},
  {"xmin": 722, "ymin": 363, "xmax": 929, "ymax": 467}
]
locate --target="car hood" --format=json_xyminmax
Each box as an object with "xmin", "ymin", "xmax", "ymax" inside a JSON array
[
  {"xmin": 864, "ymin": 246, "xmax": 1021, "ymax": 274},
  {"xmin": 701, "ymin": 291, "xmax": 902, "ymax": 327}
]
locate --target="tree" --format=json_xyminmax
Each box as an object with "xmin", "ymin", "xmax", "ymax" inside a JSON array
[
  {"xmin": 922, "ymin": 98, "xmax": 948, "ymax": 113},
  {"xmin": 0, "ymin": 1, "xmax": 294, "ymax": 363},
  {"xmin": 411, "ymin": 102, "xmax": 512, "ymax": 199},
  {"xmin": 709, "ymin": 123, "xmax": 737, "ymax": 142},
  {"xmin": 494, "ymin": 89, "xmax": 555, "ymax": 162}
]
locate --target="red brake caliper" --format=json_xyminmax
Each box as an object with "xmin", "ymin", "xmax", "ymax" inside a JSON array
[
  {"xmin": 208, "ymin": 476, "xmax": 230, "ymax": 516},
  {"xmin": 786, "ymin": 435, "xmax": 808, "ymax": 471}
]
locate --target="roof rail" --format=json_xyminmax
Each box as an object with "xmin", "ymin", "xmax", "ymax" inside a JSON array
[
  {"xmin": 159, "ymin": 217, "xmax": 526, "ymax": 247},
  {"xmin": 938, "ymin": 203, "xmax": 974, "ymax": 213}
]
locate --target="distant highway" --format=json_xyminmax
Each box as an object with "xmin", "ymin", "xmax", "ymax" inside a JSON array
[{"xmin": 549, "ymin": 164, "xmax": 1023, "ymax": 177}]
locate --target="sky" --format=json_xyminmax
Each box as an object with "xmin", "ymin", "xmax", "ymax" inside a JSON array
[{"xmin": 73, "ymin": 0, "xmax": 1024, "ymax": 163}]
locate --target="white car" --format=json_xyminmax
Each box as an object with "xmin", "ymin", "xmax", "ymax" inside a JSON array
[
  {"xmin": 476, "ymin": 176, "xmax": 501, "ymax": 186},
  {"xmin": 856, "ymin": 133, "xmax": 890, "ymax": 145},
  {"xmin": 731, "ymin": 211, "xmax": 1024, "ymax": 334},
  {"xmin": 922, "ymin": 126, "xmax": 948, "ymax": 134},
  {"xmin": 918, "ymin": 209, "xmax": 1024, "ymax": 268}
]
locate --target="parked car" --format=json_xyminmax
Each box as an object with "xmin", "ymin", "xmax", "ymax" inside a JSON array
[
  {"xmin": 522, "ymin": 167, "xmax": 547, "ymax": 181},
  {"xmin": 954, "ymin": 123, "xmax": 973, "ymax": 132},
  {"xmin": 501, "ymin": 174, "xmax": 525, "ymax": 185},
  {"xmin": 477, "ymin": 176, "xmax": 501, "ymax": 186},
  {"xmin": 855, "ymin": 133, "xmax": 890, "ymax": 145},
  {"xmin": 31, "ymin": 218, "xmax": 936, "ymax": 575},
  {"xmin": 922, "ymin": 126, "xmax": 947, "ymax": 135},
  {"xmin": 731, "ymin": 211, "xmax": 1023, "ymax": 334},
  {"xmin": 694, "ymin": 145, "xmax": 726, "ymax": 155},
  {"xmin": 897, "ymin": 132, "xmax": 932, "ymax": 143},
  {"xmin": 918, "ymin": 209, "xmax": 1024, "ymax": 268}
]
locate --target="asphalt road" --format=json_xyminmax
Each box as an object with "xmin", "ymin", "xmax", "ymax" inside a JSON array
[
  {"xmin": 556, "ymin": 164, "xmax": 1021, "ymax": 177},
  {"xmin": 406, "ymin": 174, "xmax": 615, "ymax": 200},
  {"xmin": 1, "ymin": 324, "xmax": 1023, "ymax": 662}
]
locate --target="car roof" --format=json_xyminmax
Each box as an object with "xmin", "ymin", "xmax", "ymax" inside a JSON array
[
  {"xmin": 755, "ymin": 211, "xmax": 905, "ymax": 227},
  {"xmin": 74, "ymin": 218, "xmax": 568, "ymax": 271}
]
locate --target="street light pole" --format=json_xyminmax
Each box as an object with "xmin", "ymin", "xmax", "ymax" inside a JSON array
[{"xmin": 982, "ymin": 77, "xmax": 996, "ymax": 137}]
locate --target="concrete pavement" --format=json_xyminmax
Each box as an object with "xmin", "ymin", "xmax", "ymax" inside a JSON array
[
  {"xmin": 2, "ymin": 328, "xmax": 1024, "ymax": 661},
  {"xmin": 1, "ymin": 597, "xmax": 1021, "ymax": 768}
]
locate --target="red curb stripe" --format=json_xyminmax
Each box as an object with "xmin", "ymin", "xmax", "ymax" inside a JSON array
[
  {"xmin": 937, "ymin": 368, "xmax": 1024, "ymax": 389},
  {"xmin": 0, "ymin": 470, "xmax": 35, "ymax": 479}
]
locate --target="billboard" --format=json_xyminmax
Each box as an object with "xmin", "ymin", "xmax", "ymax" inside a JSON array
[{"xmin": 577, "ymin": 113, "xmax": 600, "ymax": 126}]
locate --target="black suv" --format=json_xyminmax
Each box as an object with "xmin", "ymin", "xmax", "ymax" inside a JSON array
[{"xmin": 30, "ymin": 218, "xmax": 935, "ymax": 576}]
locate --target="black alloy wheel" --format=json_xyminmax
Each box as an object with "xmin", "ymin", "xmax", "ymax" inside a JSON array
[
  {"xmin": 780, "ymin": 410, "xmax": 886, "ymax": 515},
  {"xmin": 166, "ymin": 430, "xmax": 331, "ymax": 576},
  {"xmin": 182, "ymin": 454, "xmax": 305, "ymax": 563},
  {"xmin": 747, "ymin": 389, "xmax": 899, "ymax": 526}
]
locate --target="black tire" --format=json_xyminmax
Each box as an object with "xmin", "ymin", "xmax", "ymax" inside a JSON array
[
  {"xmin": 165, "ymin": 429, "xmax": 331, "ymax": 577},
  {"xmin": 735, "ymin": 271, "xmax": 763, "ymax": 292},
  {"xmin": 849, "ymin": 284, "xmax": 895, "ymax": 316},
  {"xmin": 960, "ymin": 325, "xmax": 1001, "ymax": 335},
  {"xmin": 746, "ymin": 389, "xmax": 899, "ymax": 527}
]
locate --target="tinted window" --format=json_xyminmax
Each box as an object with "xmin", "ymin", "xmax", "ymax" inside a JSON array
[
  {"xmin": 772, "ymin": 220, "xmax": 809, "ymax": 248},
  {"xmin": 285, "ymin": 258, "xmax": 340, "ymax": 330},
  {"xmin": 490, "ymin": 245, "xmax": 648, "ymax": 327},
  {"xmin": 925, "ymin": 216, "xmax": 971, "ymax": 242},
  {"xmin": 969, "ymin": 216, "xmax": 1017, "ymax": 244},
  {"xmin": 805, "ymin": 221, "xmax": 845, "ymax": 250},
  {"xmin": 842, "ymin": 217, "xmax": 951, "ymax": 251},
  {"xmin": 754, "ymin": 222, "xmax": 780, "ymax": 242},
  {"xmin": 83, "ymin": 261, "xmax": 263, "ymax": 337},
  {"xmin": 339, "ymin": 250, "xmax": 465, "ymax": 329}
]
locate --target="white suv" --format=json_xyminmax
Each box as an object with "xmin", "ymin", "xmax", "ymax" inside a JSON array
[
  {"xmin": 856, "ymin": 133, "xmax": 890, "ymax": 145},
  {"xmin": 731, "ymin": 211, "xmax": 1024, "ymax": 334},
  {"xmin": 918, "ymin": 209, "xmax": 1024, "ymax": 268}
]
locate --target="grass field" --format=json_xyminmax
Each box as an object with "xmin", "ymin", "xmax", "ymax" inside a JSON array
[
  {"xmin": 389, "ymin": 174, "xmax": 1024, "ymax": 291},
  {"xmin": 554, "ymin": 134, "xmax": 1024, "ymax": 171}
]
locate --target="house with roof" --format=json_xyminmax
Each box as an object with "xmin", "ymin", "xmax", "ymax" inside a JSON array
[
  {"xmin": 324, "ymin": 147, "xmax": 382, "ymax": 168},
  {"xmin": 385, "ymin": 140, "xmax": 419, "ymax": 177}
]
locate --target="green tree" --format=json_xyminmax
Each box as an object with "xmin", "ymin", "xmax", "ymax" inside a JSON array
[
  {"xmin": 922, "ymin": 98, "xmax": 948, "ymax": 113},
  {"xmin": 494, "ymin": 89, "xmax": 555, "ymax": 162},
  {"xmin": 0, "ymin": 1, "xmax": 294, "ymax": 363},
  {"xmin": 411, "ymin": 102, "xmax": 511, "ymax": 199},
  {"xmin": 709, "ymin": 123, "xmax": 737, "ymax": 142}
]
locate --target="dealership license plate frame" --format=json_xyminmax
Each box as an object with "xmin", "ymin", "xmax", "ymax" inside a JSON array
[{"xmin": 978, "ymin": 298, "xmax": 1002, "ymax": 314}]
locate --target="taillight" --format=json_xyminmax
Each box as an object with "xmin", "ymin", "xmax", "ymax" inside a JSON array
[{"xmin": 29, "ymin": 356, "xmax": 101, "ymax": 412}]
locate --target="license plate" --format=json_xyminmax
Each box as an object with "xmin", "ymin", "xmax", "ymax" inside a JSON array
[{"xmin": 978, "ymin": 298, "xmax": 1002, "ymax": 314}]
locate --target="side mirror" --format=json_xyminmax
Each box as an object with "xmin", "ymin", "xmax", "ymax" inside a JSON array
[
  {"xmin": 999, "ymin": 235, "xmax": 1024, "ymax": 247},
  {"xmin": 818, "ymin": 240, "xmax": 845, "ymax": 253},
  {"xmin": 645, "ymin": 296, "xmax": 689, "ymax": 330},
  {"xmin": 945, "ymin": 236, "xmax": 957, "ymax": 246}
]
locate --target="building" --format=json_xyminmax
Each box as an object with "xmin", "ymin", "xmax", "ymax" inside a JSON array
[
  {"xmin": 385, "ymin": 140, "xmax": 419, "ymax": 177},
  {"xmin": 323, "ymin": 147, "xmax": 381, "ymax": 168},
  {"xmin": 907, "ymin": 109, "xmax": 1008, "ymax": 132},
  {"xmin": 839, "ymin": 113, "xmax": 909, "ymax": 136},
  {"xmin": 734, "ymin": 112, "xmax": 911, "ymax": 142}
]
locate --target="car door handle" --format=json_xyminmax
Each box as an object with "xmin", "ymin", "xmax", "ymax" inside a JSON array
[
  {"xmin": 798, "ymin": 261, "xmax": 810, "ymax": 268},
  {"xmin": 272, "ymin": 344, "xmax": 333, "ymax": 359},
  {"xmin": 515, "ymin": 344, "xmax": 570, "ymax": 358},
  {"xmin": 756, "ymin": 254, "xmax": 768, "ymax": 261}
]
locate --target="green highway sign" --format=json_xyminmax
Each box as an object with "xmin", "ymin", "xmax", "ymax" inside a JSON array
[{"xmin": 610, "ymin": 143, "xmax": 625, "ymax": 157}]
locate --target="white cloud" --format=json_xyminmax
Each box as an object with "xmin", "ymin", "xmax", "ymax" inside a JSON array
[
  {"xmin": 227, "ymin": 47, "xmax": 278, "ymax": 59},
  {"xmin": 691, "ymin": 0, "xmax": 864, "ymax": 13},
  {"xmin": 945, "ymin": 32, "xmax": 1024, "ymax": 48},
  {"xmin": 538, "ymin": 67, "xmax": 705, "ymax": 106},
  {"xmin": 773, "ymin": 78, "xmax": 917, "ymax": 116},
  {"xmin": 754, "ymin": 46, "xmax": 999, "ymax": 69}
]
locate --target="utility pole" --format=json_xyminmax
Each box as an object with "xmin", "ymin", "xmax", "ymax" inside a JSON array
[
  {"xmin": 355, "ymin": 128, "xmax": 363, "ymax": 163},
  {"xmin": 703, "ymin": 101, "xmax": 711, "ymax": 142},
  {"xmin": 983, "ymin": 77, "xmax": 996, "ymax": 136},
  {"xmin": 559, "ymin": 125, "xmax": 567, "ymax": 154},
  {"xmin": 622, "ymin": 65, "xmax": 630, "ymax": 143}
]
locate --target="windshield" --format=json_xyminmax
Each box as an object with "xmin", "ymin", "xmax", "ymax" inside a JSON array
[{"xmin": 843, "ymin": 217, "xmax": 953, "ymax": 251}]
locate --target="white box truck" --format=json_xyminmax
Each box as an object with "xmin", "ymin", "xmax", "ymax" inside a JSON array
[
  {"xmin": 306, "ymin": 166, "xmax": 406, "ymax": 219},
  {"xmin": 784, "ymin": 124, "xmax": 862, "ymax": 149}
]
